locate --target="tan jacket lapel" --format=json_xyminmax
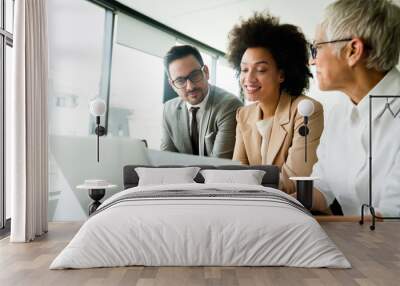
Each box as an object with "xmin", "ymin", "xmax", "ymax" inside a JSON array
[{"xmin": 266, "ymin": 93, "xmax": 290, "ymax": 164}]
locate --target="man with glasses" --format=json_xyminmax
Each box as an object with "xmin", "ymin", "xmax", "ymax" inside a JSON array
[
  {"xmin": 308, "ymin": 0, "xmax": 400, "ymax": 218},
  {"xmin": 161, "ymin": 45, "xmax": 243, "ymax": 158}
]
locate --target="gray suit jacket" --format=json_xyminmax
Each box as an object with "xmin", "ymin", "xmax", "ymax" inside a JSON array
[{"xmin": 161, "ymin": 85, "xmax": 243, "ymax": 159}]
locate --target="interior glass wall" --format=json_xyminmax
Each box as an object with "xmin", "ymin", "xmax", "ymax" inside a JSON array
[
  {"xmin": 108, "ymin": 44, "xmax": 165, "ymax": 148},
  {"xmin": 48, "ymin": 0, "xmax": 109, "ymax": 221},
  {"xmin": 47, "ymin": 0, "xmax": 240, "ymax": 221},
  {"xmin": 216, "ymin": 58, "xmax": 240, "ymax": 98}
]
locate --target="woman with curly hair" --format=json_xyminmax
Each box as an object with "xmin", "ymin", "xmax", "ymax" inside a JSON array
[{"xmin": 227, "ymin": 13, "xmax": 324, "ymax": 194}]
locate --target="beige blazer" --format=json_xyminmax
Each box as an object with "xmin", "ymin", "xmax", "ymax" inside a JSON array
[{"xmin": 233, "ymin": 93, "xmax": 324, "ymax": 193}]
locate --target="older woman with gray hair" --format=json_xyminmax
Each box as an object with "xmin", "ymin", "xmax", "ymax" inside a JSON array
[{"xmin": 309, "ymin": 0, "xmax": 400, "ymax": 218}]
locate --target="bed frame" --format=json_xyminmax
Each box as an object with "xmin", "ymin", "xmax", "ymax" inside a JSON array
[{"xmin": 123, "ymin": 165, "xmax": 280, "ymax": 189}]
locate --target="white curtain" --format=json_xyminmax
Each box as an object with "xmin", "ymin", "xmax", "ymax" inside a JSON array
[{"xmin": 10, "ymin": 0, "xmax": 49, "ymax": 242}]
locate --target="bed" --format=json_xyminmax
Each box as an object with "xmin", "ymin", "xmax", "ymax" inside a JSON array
[{"xmin": 50, "ymin": 165, "xmax": 350, "ymax": 269}]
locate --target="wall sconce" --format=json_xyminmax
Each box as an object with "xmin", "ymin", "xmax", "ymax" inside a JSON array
[
  {"xmin": 89, "ymin": 98, "xmax": 106, "ymax": 162},
  {"xmin": 297, "ymin": 99, "xmax": 315, "ymax": 162}
]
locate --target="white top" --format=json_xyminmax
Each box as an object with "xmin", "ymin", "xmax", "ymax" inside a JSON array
[
  {"xmin": 186, "ymin": 88, "xmax": 210, "ymax": 135},
  {"xmin": 311, "ymin": 68, "xmax": 400, "ymax": 216},
  {"xmin": 256, "ymin": 118, "xmax": 274, "ymax": 164}
]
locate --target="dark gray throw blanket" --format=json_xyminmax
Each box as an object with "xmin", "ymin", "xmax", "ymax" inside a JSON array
[{"xmin": 92, "ymin": 188, "xmax": 310, "ymax": 217}]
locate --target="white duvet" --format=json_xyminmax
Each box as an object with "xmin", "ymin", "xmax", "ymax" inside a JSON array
[{"xmin": 50, "ymin": 183, "xmax": 351, "ymax": 269}]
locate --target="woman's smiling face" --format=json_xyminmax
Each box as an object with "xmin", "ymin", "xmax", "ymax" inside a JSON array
[{"xmin": 240, "ymin": 47, "xmax": 284, "ymax": 103}]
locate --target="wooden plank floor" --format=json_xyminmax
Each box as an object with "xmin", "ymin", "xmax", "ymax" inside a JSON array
[{"xmin": 0, "ymin": 221, "xmax": 399, "ymax": 286}]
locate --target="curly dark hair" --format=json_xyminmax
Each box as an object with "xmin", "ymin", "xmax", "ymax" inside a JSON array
[{"xmin": 227, "ymin": 13, "xmax": 312, "ymax": 96}]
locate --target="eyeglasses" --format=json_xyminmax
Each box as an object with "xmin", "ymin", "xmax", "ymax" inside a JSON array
[
  {"xmin": 309, "ymin": 38, "xmax": 352, "ymax": 59},
  {"xmin": 171, "ymin": 66, "xmax": 205, "ymax": 89}
]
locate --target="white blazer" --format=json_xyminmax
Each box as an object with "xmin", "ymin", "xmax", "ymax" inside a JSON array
[{"xmin": 312, "ymin": 68, "xmax": 400, "ymax": 216}]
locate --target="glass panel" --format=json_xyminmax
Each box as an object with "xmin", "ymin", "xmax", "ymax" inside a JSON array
[
  {"xmin": 216, "ymin": 60, "xmax": 240, "ymax": 97},
  {"xmin": 48, "ymin": 0, "xmax": 105, "ymax": 137},
  {"xmin": 5, "ymin": 0, "xmax": 13, "ymax": 33},
  {"xmin": 48, "ymin": 0, "xmax": 107, "ymax": 221},
  {"xmin": 5, "ymin": 44, "xmax": 12, "ymax": 219},
  {"xmin": 116, "ymin": 13, "xmax": 175, "ymax": 58},
  {"xmin": 108, "ymin": 44, "xmax": 164, "ymax": 149},
  {"xmin": 200, "ymin": 51, "xmax": 213, "ymax": 72}
]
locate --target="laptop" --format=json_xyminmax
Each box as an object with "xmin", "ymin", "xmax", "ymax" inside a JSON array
[
  {"xmin": 147, "ymin": 149, "xmax": 241, "ymax": 166},
  {"xmin": 50, "ymin": 135, "xmax": 151, "ymax": 190}
]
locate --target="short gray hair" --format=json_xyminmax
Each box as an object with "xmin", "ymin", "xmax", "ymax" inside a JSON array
[{"xmin": 321, "ymin": 0, "xmax": 400, "ymax": 72}]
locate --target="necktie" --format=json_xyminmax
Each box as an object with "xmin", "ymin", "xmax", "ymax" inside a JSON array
[{"xmin": 190, "ymin": 107, "xmax": 200, "ymax": 155}]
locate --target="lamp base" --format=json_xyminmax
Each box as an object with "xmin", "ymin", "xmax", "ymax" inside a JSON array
[{"xmin": 88, "ymin": 189, "xmax": 105, "ymax": 215}]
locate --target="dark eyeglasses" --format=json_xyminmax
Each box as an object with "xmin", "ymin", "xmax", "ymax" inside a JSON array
[
  {"xmin": 171, "ymin": 66, "xmax": 205, "ymax": 89},
  {"xmin": 309, "ymin": 38, "xmax": 352, "ymax": 59}
]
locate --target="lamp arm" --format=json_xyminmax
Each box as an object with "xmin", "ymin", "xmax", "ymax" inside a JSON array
[
  {"xmin": 298, "ymin": 116, "xmax": 309, "ymax": 162},
  {"xmin": 94, "ymin": 115, "xmax": 106, "ymax": 162},
  {"xmin": 304, "ymin": 116, "xmax": 308, "ymax": 162},
  {"xmin": 96, "ymin": 116, "xmax": 100, "ymax": 162}
]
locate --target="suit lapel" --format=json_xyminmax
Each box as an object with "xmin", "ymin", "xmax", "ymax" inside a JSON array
[
  {"xmin": 199, "ymin": 86, "xmax": 214, "ymax": 156},
  {"xmin": 176, "ymin": 101, "xmax": 193, "ymax": 154},
  {"xmin": 266, "ymin": 93, "xmax": 290, "ymax": 164}
]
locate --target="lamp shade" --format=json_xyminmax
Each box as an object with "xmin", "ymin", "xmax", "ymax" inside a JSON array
[
  {"xmin": 298, "ymin": 99, "xmax": 315, "ymax": 117},
  {"xmin": 89, "ymin": 98, "xmax": 106, "ymax": 116}
]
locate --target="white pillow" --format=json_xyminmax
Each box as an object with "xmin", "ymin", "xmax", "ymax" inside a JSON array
[
  {"xmin": 200, "ymin": 169, "xmax": 266, "ymax": 185},
  {"xmin": 135, "ymin": 167, "xmax": 200, "ymax": 186}
]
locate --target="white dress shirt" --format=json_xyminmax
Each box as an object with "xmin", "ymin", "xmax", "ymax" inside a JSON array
[
  {"xmin": 312, "ymin": 68, "xmax": 400, "ymax": 216},
  {"xmin": 186, "ymin": 89, "xmax": 210, "ymax": 135}
]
